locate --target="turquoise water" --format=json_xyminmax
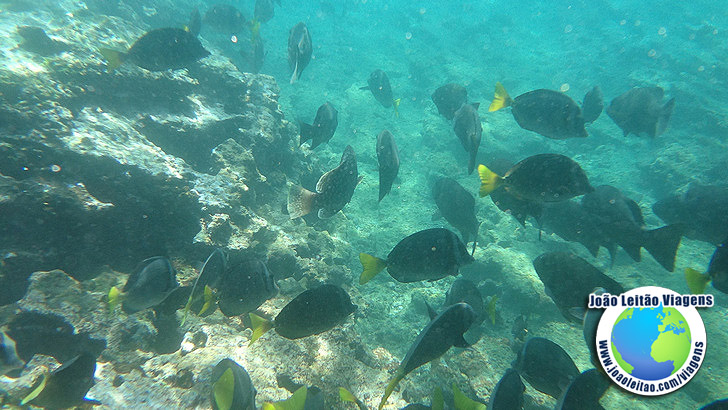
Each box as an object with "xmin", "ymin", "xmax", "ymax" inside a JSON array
[{"xmin": 0, "ymin": 0, "xmax": 727, "ymax": 409}]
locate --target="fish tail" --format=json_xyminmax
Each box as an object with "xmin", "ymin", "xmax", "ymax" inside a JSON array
[
  {"xmin": 655, "ymin": 97, "xmax": 676, "ymax": 137},
  {"xmin": 642, "ymin": 223, "xmax": 684, "ymax": 272},
  {"xmin": 198, "ymin": 284, "xmax": 216, "ymax": 315},
  {"xmin": 431, "ymin": 387, "xmax": 444, "ymax": 410},
  {"xmin": 262, "ymin": 386, "xmax": 307, "ymax": 410},
  {"xmin": 477, "ymin": 164, "xmax": 504, "ymax": 197},
  {"xmin": 486, "ymin": 295, "xmax": 498, "ymax": 325},
  {"xmin": 287, "ymin": 185, "xmax": 316, "ymax": 219},
  {"xmin": 99, "ymin": 48, "xmax": 125, "ymax": 71},
  {"xmin": 359, "ymin": 253, "xmax": 387, "ymax": 284},
  {"xmin": 180, "ymin": 295, "xmax": 193, "ymax": 326},
  {"xmin": 393, "ymin": 98, "xmax": 401, "ymax": 118},
  {"xmin": 685, "ymin": 268, "xmax": 711, "ymax": 294},
  {"xmin": 339, "ymin": 387, "xmax": 357, "ymax": 403},
  {"xmin": 299, "ymin": 122, "xmax": 313, "ymax": 146},
  {"xmin": 488, "ymin": 82, "xmax": 512, "ymax": 111},
  {"xmin": 249, "ymin": 313, "xmax": 274, "ymax": 344},
  {"xmin": 378, "ymin": 372, "xmax": 405, "ymax": 410},
  {"xmin": 107, "ymin": 286, "xmax": 122, "ymax": 312},
  {"xmin": 21, "ymin": 372, "xmax": 48, "ymax": 406}
]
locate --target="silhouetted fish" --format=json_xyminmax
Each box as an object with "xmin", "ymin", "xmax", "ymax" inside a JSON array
[
  {"xmin": 701, "ymin": 399, "xmax": 728, "ymax": 410},
  {"xmin": 203, "ymin": 4, "xmax": 247, "ymax": 34},
  {"xmin": 378, "ymin": 303, "xmax": 476, "ymax": 409},
  {"xmin": 210, "ymin": 358, "xmax": 256, "ymax": 410},
  {"xmin": 287, "ymin": 145, "xmax": 359, "ymax": 219},
  {"xmin": 653, "ymin": 184, "xmax": 728, "ymax": 245},
  {"xmin": 583, "ymin": 288, "xmax": 606, "ymax": 367},
  {"xmin": 532, "ymin": 252, "xmax": 624, "ymax": 321},
  {"xmin": 217, "ymin": 258, "xmax": 278, "ymax": 316},
  {"xmin": 288, "ymin": 22, "xmax": 312, "ymax": 84},
  {"xmin": 478, "ymin": 154, "xmax": 593, "ymax": 202},
  {"xmin": 582, "ymin": 185, "xmax": 683, "ymax": 271},
  {"xmin": 606, "ymin": 87, "xmax": 675, "ymax": 137},
  {"xmin": 254, "ymin": 0, "xmax": 276, "ymax": 23},
  {"xmin": 299, "ymin": 102, "xmax": 338, "ymax": 149},
  {"xmin": 488, "ymin": 368, "xmax": 525, "ymax": 410},
  {"xmin": 359, "ymin": 228, "xmax": 475, "ymax": 284},
  {"xmin": 432, "ymin": 177, "xmax": 479, "ymax": 243},
  {"xmin": 17, "ymin": 26, "xmax": 68, "ymax": 56},
  {"xmin": 540, "ymin": 200, "xmax": 613, "ymax": 260},
  {"xmin": 555, "ymin": 368, "xmax": 610, "ymax": 410},
  {"xmin": 514, "ymin": 337, "xmax": 580, "ymax": 399},
  {"xmin": 113, "ymin": 256, "xmax": 179, "ymax": 314},
  {"xmin": 21, "ymin": 353, "xmax": 97, "ymax": 408},
  {"xmin": 685, "ymin": 237, "xmax": 728, "ymax": 295},
  {"xmin": 444, "ymin": 279, "xmax": 484, "ymax": 324},
  {"xmin": 182, "ymin": 249, "xmax": 226, "ymax": 324},
  {"xmin": 250, "ymin": 285, "xmax": 356, "ymax": 342},
  {"xmin": 99, "ymin": 28, "xmax": 210, "ymax": 71},
  {"xmin": 486, "ymin": 159, "xmax": 543, "ymax": 227},
  {"xmin": 0, "ymin": 330, "xmax": 24, "ymax": 376},
  {"xmin": 376, "ymin": 130, "xmax": 400, "ymax": 201},
  {"xmin": 489, "ymin": 83, "xmax": 587, "ymax": 139},
  {"xmin": 431, "ymin": 83, "xmax": 468, "ymax": 120},
  {"xmin": 581, "ymin": 86, "xmax": 603, "ymax": 123},
  {"xmin": 453, "ymin": 103, "xmax": 482, "ymax": 174},
  {"xmin": 361, "ymin": 69, "xmax": 401, "ymax": 114}
]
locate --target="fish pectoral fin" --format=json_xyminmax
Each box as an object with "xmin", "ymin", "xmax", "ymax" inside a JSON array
[
  {"xmin": 684, "ymin": 268, "xmax": 711, "ymax": 294},
  {"xmin": 359, "ymin": 253, "xmax": 387, "ymax": 284}
]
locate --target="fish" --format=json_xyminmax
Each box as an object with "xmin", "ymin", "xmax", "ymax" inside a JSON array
[
  {"xmin": 555, "ymin": 369, "xmax": 610, "ymax": 410},
  {"xmin": 533, "ymin": 252, "xmax": 624, "ymax": 321},
  {"xmin": 540, "ymin": 200, "xmax": 613, "ymax": 260},
  {"xmin": 360, "ymin": 69, "xmax": 401, "ymax": 115},
  {"xmin": 187, "ymin": 8, "xmax": 202, "ymax": 37},
  {"xmin": 488, "ymin": 83, "xmax": 587, "ymax": 139},
  {"xmin": 485, "ymin": 159, "xmax": 543, "ymax": 227},
  {"xmin": 478, "ymin": 154, "xmax": 594, "ymax": 202},
  {"xmin": 583, "ymin": 288, "xmax": 606, "ymax": 367},
  {"xmin": 203, "ymin": 4, "xmax": 247, "ymax": 34},
  {"xmin": 210, "ymin": 358, "xmax": 256, "ymax": 410},
  {"xmin": 108, "ymin": 256, "xmax": 179, "ymax": 314},
  {"xmin": 376, "ymin": 129, "xmax": 400, "ymax": 201},
  {"xmin": 6, "ymin": 311, "xmax": 106, "ymax": 364},
  {"xmin": 0, "ymin": 330, "xmax": 24, "ymax": 376},
  {"xmin": 299, "ymin": 102, "xmax": 338, "ymax": 149},
  {"xmin": 21, "ymin": 352, "xmax": 98, "ymax": 408},
  {"xmin": 99, "ymin": 28, "xmax": 210, "ymax": 72},
  {"xmin": 339, "ymin": 387, "xmax": 368, "ymax": 410},
  {"xmin": 432, "ymin": 177, "xmax": 480, "ymax": 243},
  {"xmin": 581, "ymin": 86, "xmax": 603, "ymax": 123},
  {"xmin": 685, "ymin": 237, "xmax": 728, "ymax": 295},
  {"xmin": 254, "ymin": 0, "xmax": 276, "ymax": 23},
  {"xmin": 217, "ymin": 258, "xmax": 279, "ymax": 317},
  {"xmin": 288, "ymin": 22, "xmax": 312, "ymax": 84},
  {"xmin": 487, "ymin": 368, "xmax": 525, "ymax": 410},
  {"xmin": 431, "ymin": 83, "xmax": 468, "ymax": 120},
  {"xmin": 277, "ymin": 375, "xmax": 325, "ymax": 410},
  {"xmin": 444, "ymin": 279, "xmax": 485, "ymax": 324},
  {"xmin": 606, "ymin": 86, "xmax": 675, "ymax": 137},
  {"xmin": 453, "ymin": 383, "xmax": 486, "ymax": 409},
  {"xmin": 262, "ymin": 386, "xmax": 308, "ymax": 410},
  {"xmin": 653, "ymin": 184, "xmax": 728, "ymax": 245},
  {"xmin": 359, "ymin": 228, "xmax": 475, "ymax": 284},
  {"xmin": 513, "ymin": 337, "xmax": 580, "ymax": 399},
  {"xmin": 250, "ymin": 284, "xmax": 356, "ymax": 343},
  {"xmin": 510, "ymin": 314, "xmax": 528, "ymax": 344},
  {"xmin": 378, "ymin": 303, "xmax": 476, "ymax": 409},
  {"xmin": 17, "ymin": 26, "xmax": 68, "ymax": 56},
  {"xmin": 182, "ymin": 249, "xmax": 227, "ymax": 325},
  {"xmin": 287, "ymin": 145, "xmax": 359, "ymax": 219},
  {"xmin": 582, "ymin": 185, "xmax": 684, "ymax": 271},
  {"xmin": 452, "ymin": 103, "xmax": 482, "ymax": 174},
  {"xmin": 701, "ymin": 399, "xmax": 728, "ymax": 410}
]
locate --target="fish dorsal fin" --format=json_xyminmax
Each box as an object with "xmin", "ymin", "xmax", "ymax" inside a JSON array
[{"xmin": 424, "ymin": 300, "xmax": 438, "ymax": 320}]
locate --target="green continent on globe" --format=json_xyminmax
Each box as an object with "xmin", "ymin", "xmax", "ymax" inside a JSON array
[{"xmin": 652, "ymin": 308, "xmax": 691, "ymax": 375}]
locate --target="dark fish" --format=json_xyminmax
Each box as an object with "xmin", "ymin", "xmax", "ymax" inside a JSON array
[
  {"xmin": 360, "ymin": 69, "xmax": 401, "ymax": 114},
  {"xmin": 112, "ymin": 256, "xmax": 179, "ymax": 314},
  {"xmin": 203, "ymin": 4, "xmax": 247, "ymax": 34},
  {"xmin": 489, "ymin": 83, "xmax": 587, "ymax": 139},
  {"xmin": 583, "ymin": 288, "xmax": 606, "ymax": 367},
  {"xmin": 287, "ymin": 145, "xmax": 359, "ymax": 219},
  {"xmin": 187, "ymin": 8, "xmax": 202, "ymax": 37},
  {"xmin": 378, "ymin": 303, "xmax": 476, "ymax": 409},
  {"xmin": 432, "ymin": 177, "xmax": 479, "ymax": 243},
  {"xmin": 431, "ymin": 83, "xmax": 468, "ymax": 120},
  {"xmin": 21, "ymin": 353, "xmax": 97, "ymax": 408},
  {"xmin": 254, "ymin": 0, "xmax": 276, "ymax": 23},
  {"xmin": 299, "ymin": 102, "xmax": 338, "ymax": 149},
  {"xmin": 478, "ymin": 154, "xmax": 593, "ymax": 202},
  {"xmin": 376, "ymin": 129, "xmax": 400, "ymax": 201},
  {"xmin": 510, "ymin": 314, "xmax": 528, "ymax": 343},
  {"xmin": 701, "ymin": 399, "xmax": 728, "ymax": 410},
  {"xmin": 607, "ymin": 86, "xmax": 675, "ymax": 137},
  {"xmin": 359, "ymin": 228, "xmax": 475, "ymax": 284},
  {"xmin": 685, "ymin": 237, "xmax": 728, "ymax": 295},
  {"xmin": 540, "ymin": 200, "xmax": 613, "ymax": 260},
  {"xmin": 276, "ymin": 374, "xmax": 325, "ymax": 409},
  {"xmin": 218, "ymin": 258, "xmax": 278, "ymax": 316},
  {"xmin": 653, "ymin": 184, "xmax": 728, "ymax": 245},
  {"xmin": 288, "ymin": 22, "xmax": 312, "ymax": 84},
  {"xmin": 532, "ymin": 252, "xmax": 624, "ymax": 321},
  {"xmin": 6, "ymin": 311, "xmax": 106, "ymax": 363},
  {"xmin": 17, "ymin": 26, "xmax": 68, "ymax": 56},
  {"xmin": 582, "ymin": 185, "xmax": 683, "ymax": 271},
  {"xmin": 486, "ymin": 159, "xmax": 543, "ymax": 227},
  {"xmin": 182, "ymin": 249, "xmax": 226, "ymax": 325},
  {"xmin": 487, "ymin": 368, "xmax": 525, "ymax": 410},
  {"xmin": 210, "ymin": 358, "xmax": 256, "ymax": 410},
  {"xmin": 514, "ymin": 337, "xmax": 580, "ymax": 399},
  {"xmin": 581, "ymin": 86, "xmax": 603, "ymax": 123},
  {"xmin": 555, "ymin": 369, "xmax": 610, "ymax": 410},
  {"xmin": 0, "ymin": 330, "xmax": 24, "ymax": 376},
  {"xmin": 452, "ymin": 103, "xmax": 482, "ymax": 174},
  {"xmin": 250, "ymin": 285, "xmax": 356, "ymax": 342},
  {"xmin": 99, "ymin": 28, "xmax": 210, "ymax": 71},
  {"xmin": 445, "ymin": 279, "xmax": 484, "ymax": 323}
]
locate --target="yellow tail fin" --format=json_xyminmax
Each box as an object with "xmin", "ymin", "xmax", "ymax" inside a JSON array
[
  {"xmin": 263, "ymin": 386, "xmax": 307, "ymax": 410},
  {"xmin": 359, "ymin": 253, "xmax": 387, "ymax": 285},
  {"xmin": 684, "ymin": 268, "xmax": 711, "ymax": 294},
  {"xmin": 99, "ymin": 48, "xmax": 125, "ymax": 71},
  {"xmin": 477, "ymin": 164, "xmax": 504, "ymax": 197},
  {"xmin": 486, "ymin": 295, "xmax": 498, "ymax": 325},
  {"xmin": 198, "ymin": 284, "xmax": 216, "ymax": 315},
  {"xmin": 108, "ymin": 286, "xmax": 122, "ymax": 312},
  {"xmin": 393, "ymin": 98, "xmax": 401, "ymax": 118},
  {"xmin": 339, "ymin": 387, "xmax": 358, "ymax": 403},
  {"xmin": 488, "ymin": 82, "xmax": 512, "ymax": 112},
  {"xmin": 432, "ymin": 386, "xmax": 444, "ymax": 410},
  {"xmin": 452, "ymin": 383, "xmax": 486, "ymax": 410},
  {"xmin": 378, "ymin": 372, "xmax": 405, "ymax": 410},
  {"xmin": 213, "ymin": 368, "xmax": 235, "ymax": 410},
  {"xmin": 249, "ymin": 313, "xmax": 274, "ymax": 344}
]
